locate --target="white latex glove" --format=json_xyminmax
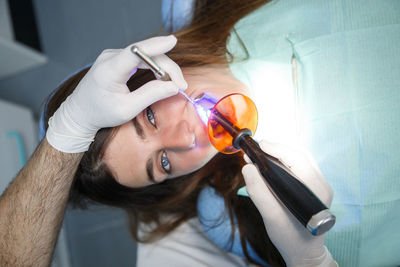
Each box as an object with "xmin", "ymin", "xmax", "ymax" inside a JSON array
[
  {"xmin": 241, "ymin": 140, "xmax": 337, "ymax": 267},
  {"xmin": 47, "ymin": 35, "xmax": 187, "ymax": 153}
]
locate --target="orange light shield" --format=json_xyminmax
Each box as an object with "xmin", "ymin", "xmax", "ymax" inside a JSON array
[{"xmin": 207, "ymin": 93, "xmax": 258, "ymax": 154}]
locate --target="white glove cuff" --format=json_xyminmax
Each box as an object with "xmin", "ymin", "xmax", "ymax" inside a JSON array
[
  {"xmin": 46, "ymin": 117, "xmax": 93, "ymax": 153},
  {"xmin": 46, "ymin": 103, "xmax": 96, "ymax": 153}
]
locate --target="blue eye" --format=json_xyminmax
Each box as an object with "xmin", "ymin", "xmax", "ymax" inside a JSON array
[
  {"xmin": 146, "ymin": 107, "xmax": 156, "ymax": 127},
  {"xmin": 161, "ymin": 152, "xmax": 171, "ymax": 173}
]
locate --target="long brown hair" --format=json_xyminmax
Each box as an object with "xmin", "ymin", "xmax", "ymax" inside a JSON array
[{"xmin": 44, "ymin": 0, "xmax": 285, "ymax": 266}]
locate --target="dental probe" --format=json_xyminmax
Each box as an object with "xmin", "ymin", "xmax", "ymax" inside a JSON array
[
  {"xmin": 131, "ymin": 45, "xmax": 208, "ymax": 122},
  {"xmin": 131, "ymin": 45, "xmax": 191, "ymax": 101}
]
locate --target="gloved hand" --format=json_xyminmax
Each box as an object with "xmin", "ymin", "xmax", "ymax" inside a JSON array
[
  {"xmin": 47, "ymin": 35, "xmax": 187, "ymax": 153},
  {"xmin": 241, "ymin": 140, "xmax": 337, "ymax": 267}
]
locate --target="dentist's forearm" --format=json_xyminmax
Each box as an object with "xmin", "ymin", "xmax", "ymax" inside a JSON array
[{"xmin": 0, "ymin": 139, "xmax": 82, "ymax": 267}]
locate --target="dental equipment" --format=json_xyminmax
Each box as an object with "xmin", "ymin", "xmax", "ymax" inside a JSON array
[
  {"xmin": 131, "ymin": 45, "xmax": 171, "ymax": 81},
  {"xmin": 131, "ymin": 46, "xmax": 336, "ymax": 236},
  {"xmin": 206, "ymin": 93, "xmax": 336, "ymax": 235},
  {"xmin": 131, "ymin": 45, "xmax": 190, "ymax": 100}
]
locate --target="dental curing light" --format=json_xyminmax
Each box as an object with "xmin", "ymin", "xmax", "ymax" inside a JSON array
[
  {"xmin": 131, "ymin": 46, "xmax": 336, "ymax": 236},
  {"xmin": 200, "ymin": 93, "xmax": 336, "ymax": 236}
]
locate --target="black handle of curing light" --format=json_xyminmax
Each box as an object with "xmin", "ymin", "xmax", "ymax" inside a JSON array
[{"xmin": 237, "ymin": 134, "xmax": 336, "ymax": 236}]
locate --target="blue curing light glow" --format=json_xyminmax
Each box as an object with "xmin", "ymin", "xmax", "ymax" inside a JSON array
[
  {"xmin": 195, "ymin": 104, "xmax": 212, "ymax": 126},
  {"xmin": 193, "ymin": 93, "xmax": 218, "ymax": 126},
  {"xmin": 178, "ymin": 90, "xmax": 218, "ymax": 126}
]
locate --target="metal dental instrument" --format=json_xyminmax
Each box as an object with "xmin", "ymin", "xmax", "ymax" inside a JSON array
[
  {"xmin": 131, "ymin": 45, "xmax": 171, "ymax": 81},
  {"xmin": 131, "ymin": 45, "xmax": 336, "ymax": 236},
  {"xmin": 131, "ymin": 45, "xmax": 191, "ymax": 100}
]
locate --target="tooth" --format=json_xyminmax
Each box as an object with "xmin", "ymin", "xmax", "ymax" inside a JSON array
[{"xmin": 189, "ymin": 134, "xmax": 196, "ymax": 148}]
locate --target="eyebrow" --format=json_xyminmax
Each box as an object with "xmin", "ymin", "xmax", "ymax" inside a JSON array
[
  {"xmin": 132, "ymin": 117, "xmax": 145, "ymax": 140},
  {"xmin": 146, "ymin": 158, "xmax": 156, "ymax": 183},
  {"xmin": 133, "ymin": 116, "xmax": 156, "ymax": 183}
]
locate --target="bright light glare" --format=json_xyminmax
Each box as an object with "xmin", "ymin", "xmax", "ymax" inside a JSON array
[
  {"xmin": 195, "ymin": 105, "xmax": 212, "ymax": 126},
  {"xmin": 193, "ymin": 93, "xmax": 218, "ymax": 126},
  {"xmin": 235, "ymin": 61, "xmax": 303, "ymax": 147}
]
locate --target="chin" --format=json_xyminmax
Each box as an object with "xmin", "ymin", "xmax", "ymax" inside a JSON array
[{"xmin": 199, "ymin": 148, "xmax": 219, "ymax": 168}]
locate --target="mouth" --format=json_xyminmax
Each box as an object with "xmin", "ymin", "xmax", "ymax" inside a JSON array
[
  {"xmin": 183, "ymin": 91, "xmax": 211, "ymax": 148},
  {"xmin": 194, "ymin": 92, "xmax": 205, "ymax": 101},
  {"xmin": 189, "ymin": 134, "xmax": 196, "ymax": 148},
  {"xmin": 194, "ymin": 92, "xmax": 219, "ymax": 127}
]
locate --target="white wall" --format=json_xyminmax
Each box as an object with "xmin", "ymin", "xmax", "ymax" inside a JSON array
[{"xmin": 0, "ymin": 98, "xmax": 37, "ymax": 194}]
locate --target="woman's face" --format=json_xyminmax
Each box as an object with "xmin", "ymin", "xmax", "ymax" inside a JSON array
[{"xmin": 103, "ymin": 67, "xmax": 249, "ymax": 187}]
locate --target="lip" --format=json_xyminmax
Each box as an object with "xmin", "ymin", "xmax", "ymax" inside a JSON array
[
  {"xmin": 184, "ymin": 91, "xmax": 210, "ymax": 148},
  {"xmin": 189, "ymin": 134, "xmax": 196, "ymax": 148},
  {"xmin": 193, "ymin": 92, "xmax": 205, "ymax": 101}
]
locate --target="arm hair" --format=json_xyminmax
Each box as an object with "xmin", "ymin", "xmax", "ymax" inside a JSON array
[{"xmin": 0, "ymin": 139, "xmax": 83, "ymax": 267}]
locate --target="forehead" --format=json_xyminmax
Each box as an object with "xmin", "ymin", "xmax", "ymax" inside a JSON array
[{"xmin": 103, "ymin": 123, "xmax": 150, "ymax": 187}]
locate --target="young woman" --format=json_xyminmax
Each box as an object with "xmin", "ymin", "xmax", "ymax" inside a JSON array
[{"xmin": 42, "ymin": 0, "xmax": 336, "ymax": 266}]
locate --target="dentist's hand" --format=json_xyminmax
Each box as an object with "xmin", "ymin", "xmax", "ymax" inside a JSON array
[
  {"xmin": 47, "ymin": 35, "xmax": 187, "ymax": 153},
  {"xmin": 242, "ymin": 141, "xmax": 337, "ymax": 267}
]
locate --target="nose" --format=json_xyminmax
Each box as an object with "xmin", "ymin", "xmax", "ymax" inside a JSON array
[{"xmin": 160, "ymin": 120, "xmax": 195, "ymax": 150}]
